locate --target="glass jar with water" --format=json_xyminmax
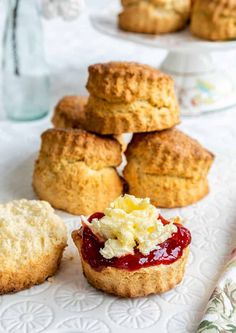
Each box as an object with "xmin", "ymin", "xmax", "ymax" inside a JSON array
[{"xmin": 2, "ymin": 0, "xmax": 49, "ymax": 120}]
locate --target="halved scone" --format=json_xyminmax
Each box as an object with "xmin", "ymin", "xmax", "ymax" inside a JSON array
[
  {"xmin": 0, "ymin": 200, "xmax": 67, "ymax": 294},
  {"xmin": 72, "ymin": 195, "xmax": 191, "ymax": 297}
]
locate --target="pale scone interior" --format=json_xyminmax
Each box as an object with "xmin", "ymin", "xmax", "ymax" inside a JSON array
[{"xmin": 0, "ymin": 199, "xmax": 67, "ymax": 294}]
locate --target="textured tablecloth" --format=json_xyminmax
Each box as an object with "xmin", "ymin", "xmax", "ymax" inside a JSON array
[{"xmin": 1, "ymin": 1, "xmax": 236, "ymax": 332}]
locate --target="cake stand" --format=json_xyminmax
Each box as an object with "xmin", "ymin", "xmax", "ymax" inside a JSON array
[{"xmin": 89, "ymin": 6, "xmax": 236, "ymax": 116}]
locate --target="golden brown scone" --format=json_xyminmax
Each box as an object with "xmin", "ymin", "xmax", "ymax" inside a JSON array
[
  {"xmin": 191, "ymin": 0, "xmax": 236, "ymax": 41},
  {"xmin": 190, "ymin": 0, "xmax": 196, "ymax": 8},
  {"xmin": 33, "ymin": 129, "xmax": 124, "ymax": 215},
  {"xmin": 52, "ymin": 96, "xmax": 88, "ymax": 129},
  {"xmin": 124, "ymin": 163, "xmax": 209, "ymax": 207},
  {"xmin": 52, "ymin": 95, "xmax": 127, "ymax": 152},
  {"xmin": 72, "ymin": 230, "xmax": 189, "ymax": 297},
  {"xmin": 0, "ymin": 200, "xmax": 67, "ymax": 294},
  {"xmin": 85, "ymin": 62, "xmax": 180, "ymax": 134},
  {"xmin": 124, "ymin": 129, "xmax": 214, "ymax": 207},
  {"xmin": 119, "ymin": 0, "xmax": 191, "ymax": 34}
]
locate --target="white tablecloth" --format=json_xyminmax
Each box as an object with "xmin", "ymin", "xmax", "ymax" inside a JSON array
[{"xmin": 1, "ymin": 2, "xmax": 236, "ymax": 333}]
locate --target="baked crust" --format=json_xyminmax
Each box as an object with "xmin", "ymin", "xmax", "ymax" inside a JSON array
[
  {"xmin": 86, "ymin": 62, "xmax": 175, "ymax": 103},
  {"xmin": 39, "ymin": 128, "xmax": 122, "ymax": 169},
  {"xmin": 191, "ymin": 0, "xmax": 236, "ymax": 41},
  {"xmin": 119, "ymin": 0, "xmax": 191, "ymax": 34},
  {"xmin": 72, "ymin": 230, "xmax": 189, "ymax": 297},
  {"xmin": 123, "ymin": 129, "xmax": 214, "ymax": 207},
  {"xmin": 85, "ymin": 62, "xmax": 180, "ymax": 134},
  {"xmin": 33, "ymin": 162, "xmax": 124, "ymax": 216},
  {"xmin": 125, "ymin": 129, "xmax": 214, "ymax": 180},
  {"xmin": 33, "ymin": 129, "xmax": 124, "ymax": 215},
  {"xmin": 0, "ymin": 248, "xmax": 64, "ymax": 294},
  {"xmin": 0, "ymin": 200, "xmax": 67, "ymax": 294},
  {"xmin": 52, "ymin": 95, "xmax": 127, "ymax": 151},
  {"xmin": 52, "ymin": 96, "xmax": 88, "ymax": 129},
  {"xmin": 85, "ymin": 96, "xmax": 180, "ymax": 135},
  {"xmin": 124, "ymin": 162, "xmax": 209, "ymax": 207}
]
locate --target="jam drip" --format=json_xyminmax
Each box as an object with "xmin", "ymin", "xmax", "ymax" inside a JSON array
[{"xmin": 81, "ymin": 213, "xmax": 191, "ymax": 271}]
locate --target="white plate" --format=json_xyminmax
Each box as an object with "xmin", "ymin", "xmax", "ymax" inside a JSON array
[
  {"xmin": 89, "ymin": 5, "xmax": 236, "ymax": 116},
  {"xmin": 0, "ymin": 118, "xmax": 236, "ymax": 333},
  {"xmin": 89, "ymin": 6, "xmax": 236, "ymax": 53}
]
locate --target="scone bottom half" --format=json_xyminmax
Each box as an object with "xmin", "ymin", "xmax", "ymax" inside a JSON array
[
  {"xmin": 72, "ymin": 195, "xmax": 191, "ymax": 298},
  {"xmin": 32, "ymin": 128, "xmax": 124, "ymax": 216},
  {"xmin": 124, "ymin": 128, "xmax": 215, "ymax": 208},
  {"xmin": 0, "ymin": 199, "xmax": 67, "ymax": 295}
]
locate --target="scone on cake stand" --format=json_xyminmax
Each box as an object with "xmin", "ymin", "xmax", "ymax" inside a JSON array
[{"xmin": 89, "ymin": 4, "xmax": 236, "ymax": 115}]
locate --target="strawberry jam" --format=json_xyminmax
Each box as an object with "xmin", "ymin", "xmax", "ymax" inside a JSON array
[{"xmin": 80, "ymin": 213, "xmax": 191, "ymax": 271}]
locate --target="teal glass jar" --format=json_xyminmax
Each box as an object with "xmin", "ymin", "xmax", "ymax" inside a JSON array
[{"xmin": 2, "ymin": 0, "xmax": 49, "ymax": 121}]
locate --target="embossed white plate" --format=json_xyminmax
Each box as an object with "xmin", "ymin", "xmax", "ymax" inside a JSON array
[{"xmin": 0, "ymin": 116, "xmax": 236, "ymax": 333}]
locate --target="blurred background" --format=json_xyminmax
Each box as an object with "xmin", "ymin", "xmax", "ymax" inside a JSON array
[{"xmin": 1, "ymin": 0, "xmax": 236, "ymax": 120}]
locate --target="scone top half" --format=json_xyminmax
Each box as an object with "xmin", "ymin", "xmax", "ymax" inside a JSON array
[
  {"xmin": 125, "ymin": 128, "xmax": 214, "ymax": 181},
  {"xmin": 38, "ymin": 128, "xmax": 122, "ymax": 170},
  {"xmin": 86, "ymin": 61, "xmax": 176, "ymax": 105}
]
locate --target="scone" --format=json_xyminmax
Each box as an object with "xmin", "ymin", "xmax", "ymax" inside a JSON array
[
  {"xmin": 0, "ymin": 199, "xmax": 67, "ymax": 294},
  {"xmin": 33, "ymin": 128, "xmax": 124, "ymax": 215},
  {"xmin": 52, "ymin": 96, "xmax": 88, "ymax": 129},
  {"xmin": 124, "ymin": 128, "xmax": 214, "ymax": 207},
  {"xmin": 72, "ymin": 195, "xmax": 191, "ymax": 297},
  {"xmin": 191, "ymin": 0, "xmax": 236, "ymax": 41},
  {"xmin": 119, "ymin": 0, "xmax": 191, "ymax": 34},
  {"xmin": 85, "ymin": 62, "xmax": 180, "ymax": 134},
  {"xmin": 52, "ymin": 95, "xmax": 127, "ymax": 152}
]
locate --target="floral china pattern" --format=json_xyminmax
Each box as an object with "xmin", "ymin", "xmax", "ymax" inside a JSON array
[{"xmin": 197, "ymin": 250, "xmax": 236, "ymax": 332}]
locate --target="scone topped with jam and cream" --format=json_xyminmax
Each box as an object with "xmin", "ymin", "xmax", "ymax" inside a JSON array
[{"xmin": 72, "ymin": 194, "xmax": 191, "ymax": 297}]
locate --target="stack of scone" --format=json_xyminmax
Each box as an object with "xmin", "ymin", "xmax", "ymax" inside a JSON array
[
  {"xmin": 118, "ymin": 0, "xmax": 236, "ymax": 41},
  {"xmin": 30, "ymin": 61, "xmax": 214, "ymax": 298},
  {"xmin": 33, "ymin": 61, "xmax": 214, "ymax": 214}
]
